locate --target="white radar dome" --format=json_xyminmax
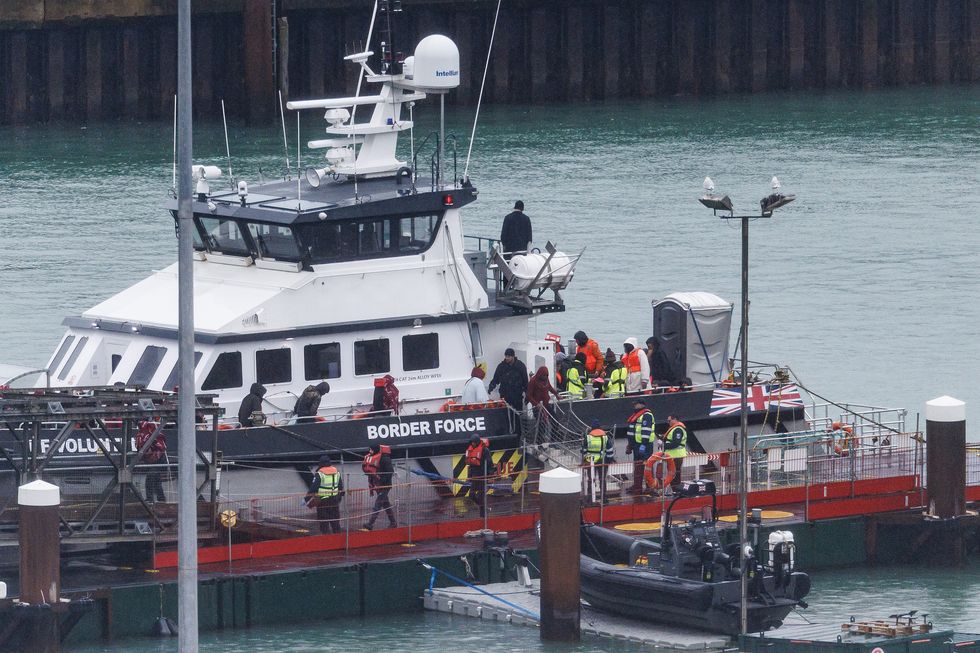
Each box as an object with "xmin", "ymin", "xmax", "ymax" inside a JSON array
[{"xmin": 411, "ymin": 35, "xmax": 459, "ymax": 91}]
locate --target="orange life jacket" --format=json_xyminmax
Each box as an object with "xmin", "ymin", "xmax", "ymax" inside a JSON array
[
  {"xmin": 577, "ymin": 339, "xmax": 604, "ymax": 375},
  {"xmin": 622, "ymin": 349, "xmax": 642, "ymax": 374},
  {"xmin": 465, "ymin": 438, "xmax": 489, "ymax": 467},
  {"xmin": 362, "ymin": 445, "xmax": 391, "ymax": 475}
]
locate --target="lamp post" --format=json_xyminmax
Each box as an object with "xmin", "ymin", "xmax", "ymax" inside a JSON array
[{"xmin": 698, "ymin": 176, "xmax": 794, "ymax": 635}]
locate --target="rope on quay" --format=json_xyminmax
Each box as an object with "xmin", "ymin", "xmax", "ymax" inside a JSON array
[{"xmin": 418, "ymin": 559, "xmax": 540, "ymax": 621}]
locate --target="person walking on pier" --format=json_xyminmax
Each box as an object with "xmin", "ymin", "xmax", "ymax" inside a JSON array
[
  {"xmin": 625, "ymin": 401, "xmax": 657, "ymax": 494},
  {"xmin": 489, "ymin": 348, "xmax": 528, "ymax": 412},
  {"xmin": 362, "ymin": 444, "xmax": 397, "ymax": 531},
  {"xmin": 306, "ymin": 455, "xmax": 344, "ymax": 534},
  {"xmin": 661, "ymin": 416, "xmax": 689, "ymax": 492},
  {"xmin": 294, "ymin": 381, "xmax": 330, "ymax": 418},
  {"xmin": 464, "ymin": 435, "xmax": 492, "ymax": 518},
  {"xmin": 499, "ymin": 200, "xmax": 532, "ymax": 258},
  {"xmin": 583, "ymin": 420, "xmax": 614, "ymax": 503},
  {"xmin": 622, "ymin": 338, "xmax": 649, "ymax": 393}
]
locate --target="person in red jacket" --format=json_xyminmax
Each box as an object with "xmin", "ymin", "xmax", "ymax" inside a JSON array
[{"xmin": 527, "ymin": 366, "xmax": 560, "ymax": 409}]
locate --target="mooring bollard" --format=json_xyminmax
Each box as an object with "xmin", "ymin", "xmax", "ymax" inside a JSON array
[
  {"xmin": 925, "ymin": 395, "xmax": 966, "ymax": 519},
  {"xmin": 19, "ymin": 479, "xmax": 61, "ymax": 653},
  {"xmin": 539, "ymin": 467, "xmax": 581, "ymax": 642}
]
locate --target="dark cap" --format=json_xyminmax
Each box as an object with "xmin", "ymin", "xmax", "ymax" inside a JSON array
[
  {"xmin": 633, "ymin": 400, "xmax": 646, "ymax": 408},
  {"xmin": 470, "ymin": 434, "xmax": 481, "ymax": 444},
  {"xmin": 514, "ymin": 200, "xmax": 524, "ymax": 210},
  {"xmin": 318, "ymin": 454, "xmax": 332, "ymax": 466},
  {"xmin": 504, "ymin": 347, "xmax": 516, "ymax": 357}
]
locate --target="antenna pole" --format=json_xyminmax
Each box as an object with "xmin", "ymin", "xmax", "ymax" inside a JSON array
[
  {"xmin": 297, "ymin": 112, "xmax": 302, "ymax": 210},
  {"xmin": 351, "ymin": 0, "xmax": 380, "ymax": 199},
  {"xmin": 463, "ymin": 0, "xmax": 502, "ymax": 180},
  {"xmin": 439, "ymin": 95, "xmax": 445, "ymax": 188},
  {"xmin": 171, "ymin": 95, "xmax": 177, "ymax": 192},
  {"xmin": 279, "ymin": 90, "xmax": 291, "ymax": 178},
  {"xmin": 221, "ymin": 99, "xmax": 233, "ymax": 188},
  {"xmin": 176, "ymin": 0, "xmax": 198, "ymax": 649}
]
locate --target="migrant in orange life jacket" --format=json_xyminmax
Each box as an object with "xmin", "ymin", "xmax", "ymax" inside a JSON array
[
  {"xmin": 622, "ymin": 349, "xmax": 642, "ymax": 374},
  {"xmin": 465, "ymin": 438, "xmax": 490, "ymax": 467},
  {"xmin": 362, "ymin": 444, "xmax": 392, "ymax": 476},
  {"xmin": 576, "ymin": 339, "xmax": 605, "ymax": 376}
]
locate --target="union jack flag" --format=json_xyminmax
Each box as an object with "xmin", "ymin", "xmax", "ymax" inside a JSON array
[{"xmin": 710, "ymin": 383, "xmax": 804, "ymax": 416}]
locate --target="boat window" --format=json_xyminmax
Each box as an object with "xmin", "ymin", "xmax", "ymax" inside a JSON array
[
  {"xmin": 198, "ymin": 217, "xmax": 251, "ymax": 257},
  {"xmin": 111, "ymin": 354, "xmax": 122, "ymax": 373},
  {"xmin": 354, "ymin": 338, "xmax": 390, "ymax": 376},
  {"xmin": 469, "ymin": 323, "xmax": 483, "ymax": 358},
  {"xmin": 49, "ymin": 335, "xmax": 75, "ymax": 375},
  {"xmin": 202, "ymin": 351, "xmax": 243, "ymax": 390},
  {"xmin": 403, "ymin": 333, "xmax": 439, "ymax": 371},
  {"xmin": 128, "ymin": 345, "xmax": 168, "ymax": 387},
  {"xmin": 57, "ymin": 336, "xmax": 89, "ymax": 381},
  {"xmin": 395, "ymin": 214, "xmax": 438, "ymax": 252},
  {"xmin": 304, "ymin": 343, "xmax": 341, "ymax": 380},
  {"xmin": 246, "ymin": 223, "xmax": 301, "ymax": 261},
  {"xmin": 297, "ymin": 213, "xmax": 440, "ymax": 263},
  {"xmin": 163, "ymin": 352, "xmax": 202, "ymax": 390},
  {"xmin": 256, "ymin": 348, "xmax": 292, "ymax": 385}
]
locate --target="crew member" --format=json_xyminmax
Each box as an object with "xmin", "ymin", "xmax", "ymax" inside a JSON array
[
  {"xmin": 582, "ymin": 420, "xmax": 615, "ymax": 502},
  {"xmin": 645, "ymin": 337, "xmax": 675, "ymax": 389},
  {"xmin": 625, "ymin": 400, "xmax": 656, "ymax": 494},
  {"xmin": 306, "ymin": 454, "xmax": 344, "ymax": 534},
  {"xmin": 603, "ymin": 350, "xmax": 627, "ymax": 398},
  {"xmin": 362, "ymin": 444, "xmax": 397, "ymax": 530},
  {"xmin": 238, "ymin": 383, "xmax": 267, "ymax": 427},
  {"xmin": 464, "ymin": 435, "xmax": 492, "ymax": 517},
  {"xmin": 136, "ymin": 420, "xmax": 167, "ymax": 503},
  {"xmin": 573, "ymin": 331, "xmax": 605, "ymax": 377},
  {"xmin": 461, "ymin": 366, "xmax": 490, "ymax": 405},
  {"xmin": 622, "ymin": 337, "xmax": 649, "ymax": 393},
  {"xmin": 488, "ymin": 348, "xmax": 529, "ymax": 412},
  {"xmin": 294, "ymin": 381, "xmax": 330, "ymax": 418},
  {"xmin": 565, "ymin": 352, "xmax": 588, "ymax": 399},
  {"xmin": 661, "ymin": 415, "xmax": 688, "ymax": 492},
  {"xmin": 499, "ymin": 200, "xmax": 532, "ymax": 257}
]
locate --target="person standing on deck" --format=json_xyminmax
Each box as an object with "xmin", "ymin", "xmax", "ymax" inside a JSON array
[
  {"xmin": 499, "ymin": 200, "xmax": 532, "ymax": 258},
  {"xmin": 238, "ymin": 382, "xmax": 267, "ymax": 427},
  {"xmin": 461, "ymin": 366, "xmax": 490, "ymax": 405},
  {"xmin": 625, "ymin": 400, "xmax": 657, "ymax": 494},
  {"xmin": 661, "ymin": 416, "xmax": 689, "ymax": 493},
  {"xmin": 622, "ymin": 338, "xmax": 649, "ymax": 394},
  {"xmin": 646, "ymin": 337, "xmax": 676, "ymax": 389},
  {"xmin": 527, "ymin": 366, "xmax": 561, "ymax": 412},
  {"xmin": 306, "ymin": 455, "xmax": 344, "ymax": 534},
  {"xmin": 603, "ymin": 350, "xmax": 627, "ymax": 398},
  {"xmin": 582, "ymin": 420, "xmax": 615, "ymax": 503},
  {"xmin": 294, "ymin": 381, "xmax": 330, "ymax": 418},
  {"xmin": 574, "ymin": 331, "xmax": 605, "ymax": 378},
  {"xmin": 464, "ymin": 435, "xmax": 492, "ymax": 517},
  {"xmin": 361, "ymin": 444, "xmax": 397, "ymax": 530},
  {"xmin": 565, "ymin": 352, "xmax": 588, "ymax": 399},
  {"xmin": 488, "ymin": 348, "xmax": 528, "ymax": 412}
]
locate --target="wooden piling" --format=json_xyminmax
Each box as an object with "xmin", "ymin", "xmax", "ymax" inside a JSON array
[
  {"xmin": 19, "ymin": 480, "xmax": 61, "ymax": 653},
  {"xmin": 859, "ymin": 0, "xmax": 878, "ymax": 87},
  {"xmin": 787, "ymin": 0, "xmax": 805, "ymax": 88},
  {"xmin": 823, "ymin": 0, "xmax": 841, "ymax": 87},
  {"xmin": 931, "ymin": 0, "xmax": 951, "ymax": 83},
  {"xmin": 243, "ymin": 0, "xmax": 274, "ymax": 122},
  {"xmin": 538, "ymin": 467, "xmax": 580, "ymax": 643},
  {"xmin": 84, "ymin": 28, "xmax": 102, "ymax": 121},
  {"xmin": 750, "ymin": 0, "xmax": 768, "ymax": 91},
  {"xmin": 564, "ymin": 5, "xmax": 584, "ymax": 101}
]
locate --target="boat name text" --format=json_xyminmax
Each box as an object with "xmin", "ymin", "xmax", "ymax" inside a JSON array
[{"xmin": 367, "ymin": 416, "xmax": 486, "ymax": 439}]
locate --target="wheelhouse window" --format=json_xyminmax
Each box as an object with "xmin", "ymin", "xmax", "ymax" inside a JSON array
[
  {"xmin": 354, "ymin": 338, "xmax": 390, "ymax": 376},
  {"xmin": 50, "ymin": 335, "xmax": 75, "ymax": 375},
  {"xmin": 247, "ymin": 223, "xmax": 301, "ymax": 261},
  {"xmin": 304, "ymin": 343, "xmax": 341, "ymax": 380},
  {"xmin": 163, "ymin": 352, "xmax": 202, "ymax": 390},
  {"xmin": 128, "ymin": 345, "xmax": 168, "ymax": 387},
  {"xmin": 297, "ymin": 213, "xmax": 440, "ymax": 264},
  {"xmin": 403, "ymin": 333, "xmax": 439, "ymax": 371},
  {"xmin": 202, "ymin": 351, "xmax": 243, "ymax": 390},
  {"xmin": 198, "ymin": 217, "xmax": 251, "ymax": 257},
  {"xmin": 57, "ymin": 336, "xmax": 89, "ymax": 381},
  {"xmin": 256, "ymin": 348, "xmax": 291, "ymax": 384}
]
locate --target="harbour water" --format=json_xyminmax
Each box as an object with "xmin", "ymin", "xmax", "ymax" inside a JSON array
[{"xmin": 1, "ymin": 85, "xmax": 979, "ymax": 640}]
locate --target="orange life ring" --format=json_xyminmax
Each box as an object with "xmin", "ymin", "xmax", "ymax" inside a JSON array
[
  {"xmin": 830, "ymin": 422, "xmax": 855, "ymax": 456},
  {"xmin": 441, "ymin": 400, "xmax": 456, "ymax": 413},
  {"xmin": 643, "ymin": 452, "xmax": 676, "ymax": 489}
]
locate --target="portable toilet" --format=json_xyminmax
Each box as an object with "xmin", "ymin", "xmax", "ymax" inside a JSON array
[{"xmin": 652, "ymin": 292, "xmax": 733, "ymax": 387}]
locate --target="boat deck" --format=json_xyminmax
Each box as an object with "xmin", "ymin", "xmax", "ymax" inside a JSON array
[
  {"xmin": 423, "ymin": 579, "xmax": 732, "ymax": 651},
  {"xmin": 740, "ymin": 621, "xmax": 980, "ymax": 653}
]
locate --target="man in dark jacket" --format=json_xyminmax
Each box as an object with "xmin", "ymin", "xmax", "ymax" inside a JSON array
[
  {"xmin": 645, "ymin": 337, "xmax": 676, "ymax": 388},
  {"xmin": 294, "ymin": 381, "xmax": 330, "ymax": 418},
  {"xmin": 488, "ymin": 348, "xmax": 528, "ymax": 412},
  {"xmin": 238, "ymin": 383, "xmax": 267, "ymax": 427},
  {"xmin": 362, "ymin": 444, "xmax": 397, "ymax": 530},
  {"xmin": 499, "ymin": 200, "xmax": 531, "ymax": 257}
]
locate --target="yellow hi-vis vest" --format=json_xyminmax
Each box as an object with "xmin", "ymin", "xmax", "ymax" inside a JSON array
[
  {"xmin": 606, "ymin": 367, "xmax": 627, "ymax": 398},
  {"xmin": 316, "ymin": 466, "xmax": 341, "ymax": 498},
  {"xmin": 629, "ymin": 409, "xmax": 655, "ymax": 444},
  {"xmin": 664, "ymin": 424, "xmax": 688, "ymax": 459},
  {"xmin": 585, "ymin": 429, "xmax": 607, "ymax": 463},
  {"xmin": 567, "ymin": 366, "xmax": 586, "ymax": 399}
]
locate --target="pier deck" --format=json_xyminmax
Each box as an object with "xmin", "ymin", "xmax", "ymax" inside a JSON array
[{"xmin": 423, "ymin": 579, "xmax": 731, "ymax": 651}]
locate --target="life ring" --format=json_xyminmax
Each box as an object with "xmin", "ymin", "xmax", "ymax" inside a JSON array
[
  {"xmin": 643, "ymin": 452, "xmax": 676, "ymax": 489},
  {"xmin": 441, "ymin": 400, "xmax": 456, "ymax": 413},
  {"xmin": 830, "ymin": 422, "xmax": 855, "ymax": 456}
]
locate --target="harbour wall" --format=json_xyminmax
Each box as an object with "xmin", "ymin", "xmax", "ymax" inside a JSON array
[{"xmin": 0, "ymin": 0, "xmax": 978, "ymax": 125}]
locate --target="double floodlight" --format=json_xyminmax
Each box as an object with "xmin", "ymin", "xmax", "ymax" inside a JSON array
[{"xmin": 698, "ymin": 176, "xmax": 795, "ymax": 217}]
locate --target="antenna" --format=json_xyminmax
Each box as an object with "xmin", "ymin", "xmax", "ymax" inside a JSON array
[
  {"xmin": 463, "ymin": 0, "xmax": 503, "ymax": 180},
  {"xmin": 221, "ymin": 99, "xmax": 234, "ymax": 189},
  {"xmin": 351, "ymin": 0, "xmax": 380, "ymax": 199},
  {"xmin": 279, "ymin": 90, "xmax": 291, "ymax": 179},
  {"xmin": 171, "ymin": 95, "xmax": 178, "ymax": 192},
  {"xmin": 296, "ymin": 111, "xmax": 302, "ymax": 210}
]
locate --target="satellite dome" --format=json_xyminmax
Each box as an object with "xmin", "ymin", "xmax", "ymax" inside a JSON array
[{"xmin": 411, "ymin": 35, "xmax": 460, "ymax": 92}]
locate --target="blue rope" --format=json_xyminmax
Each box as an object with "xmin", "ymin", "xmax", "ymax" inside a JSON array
[{"xmin": 419, "ymin": 560, "xmax": 540, "ymax": 621}]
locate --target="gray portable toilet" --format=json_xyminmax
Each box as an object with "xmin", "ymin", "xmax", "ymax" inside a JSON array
[{"xmin": 652, "ymin": 292, "xmax": 733, "ymax": 387}]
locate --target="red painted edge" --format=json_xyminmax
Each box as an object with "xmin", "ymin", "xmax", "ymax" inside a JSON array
[{"xmin": 153, "ymin": 475, "xmax": 939, "ymax": 569}]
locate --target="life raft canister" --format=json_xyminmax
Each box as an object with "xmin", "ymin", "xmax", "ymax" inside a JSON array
[{"xmin": 643, "ymin": 451, "xmax": 676, "ymax": 489}]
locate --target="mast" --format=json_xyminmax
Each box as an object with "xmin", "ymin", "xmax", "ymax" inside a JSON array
[{"xmin": 176, "ymin": 0, "xmax": 198, "ymax": 649}]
